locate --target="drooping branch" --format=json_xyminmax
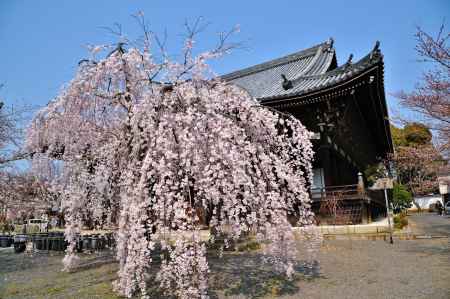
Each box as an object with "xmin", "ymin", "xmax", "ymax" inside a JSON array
[{"xmin": 26, "ymin": 14, "xmax": 318, "ymax": 299}]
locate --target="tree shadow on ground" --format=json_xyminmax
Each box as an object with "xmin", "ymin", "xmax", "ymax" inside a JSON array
[
  {"xmin": 140, "ymin": 251, "xmax": 321, "ymax": 299},
  {"xmin": 0, "ymin": 248, "xmax": 321, "ymax": 299},
  {"xmin": 207, "ymin": 252, "xmax": 320, "ymax": 298}
]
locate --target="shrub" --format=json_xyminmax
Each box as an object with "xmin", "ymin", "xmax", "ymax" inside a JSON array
[
  {"xmin": 393, "ymin": 213, "xmax": 408, "ymax": 230},
  {"xmin": 392, "ymin": 183, "xmax": 413, "ymax": 213},
  {"xmin": 0, "ymin": 221, "xmax": 14, "ymax": 233}
]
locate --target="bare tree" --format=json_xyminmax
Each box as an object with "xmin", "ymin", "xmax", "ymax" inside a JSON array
[
  {"xmin": 0, "ymin": 170, "xmax": 60, "ymax": 222},
  {"xmin": 0, "ymin": 87, "xmax": 31, "ymax": 167},
  {"xmin": 396, "ymin": 23, "xmax": 450, "ymax": 156}
]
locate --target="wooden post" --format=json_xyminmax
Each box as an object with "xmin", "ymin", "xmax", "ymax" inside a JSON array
[
  {"xmin": 319, "ymin": 145, "xmax": 333, "ymax": 187},
  {"xmin": 357, "ymin": 172, "xmax": 365, "ymax": 194},
  {"xmin": 384, "ymin": 187, "xmax": 394, "ymax": 244},
  {"xmin": 357, "ymin": 172, "xmax": 369, "ymax": 224}
]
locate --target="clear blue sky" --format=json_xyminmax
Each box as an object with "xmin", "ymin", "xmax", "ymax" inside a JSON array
[{"xmin": 1, "ymin": 0, "xmax": 448, "ymax": 117}]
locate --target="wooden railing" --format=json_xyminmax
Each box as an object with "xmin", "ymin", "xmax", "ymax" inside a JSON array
[
  {"xmin": 311, "ymin": 184, "xmax": 367, "ymax": 202},
  {"xmin": 311, "ymin": 183, "xmax": 388, "ymax": 224},
  {"xmin": 311, "ymin": 184, "xmax": 367, "ymax": 225}
]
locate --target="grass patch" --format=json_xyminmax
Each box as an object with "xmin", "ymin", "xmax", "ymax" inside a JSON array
[{"xmin": 237, "ymin": 240, "xmax": 261, "ymax": 252}]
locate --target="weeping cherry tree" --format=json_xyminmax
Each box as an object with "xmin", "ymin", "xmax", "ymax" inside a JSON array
[{"xmin": 26, "ymin": 16, "xmax": 319, "ymax": 299}]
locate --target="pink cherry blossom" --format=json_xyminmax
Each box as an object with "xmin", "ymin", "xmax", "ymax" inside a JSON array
[{"xmin": 26, "ymin": 25, "xmax": 318, "ymax": 298}]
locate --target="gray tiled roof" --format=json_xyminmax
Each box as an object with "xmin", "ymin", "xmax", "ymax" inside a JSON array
[{"xmin": 222, "ymin": 40, "xmax": 382, "ymax": 102}]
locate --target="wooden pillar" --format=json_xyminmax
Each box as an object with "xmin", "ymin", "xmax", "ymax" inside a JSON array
[
  {"xmin": 358, "ymin": 172, "xmax": 370, "ymax": 224},
  {"xmin": 367, "ymin": 204, "xmax": 372, "ymax": 223},
  {"xmin": 357, "ymin": 172, "xmax": 365, "ymax": 194},
  {"xmin": 332, "ymin": 151, "xmax": 339, "ymax": 185},
  {"xmin": 361, "ymin": 201, "xmax": 368, "ymax": 224},
  {"xmin": 319, "ymin": 145, "xmax": 333, "ymax": 186}
]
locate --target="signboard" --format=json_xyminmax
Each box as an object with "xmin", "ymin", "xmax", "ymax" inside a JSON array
[
  {"xmin": 439, "ymin": 182, "xmax": 448, "ymax": 195},
  {"xmin": 438, "ymin": 176, "xmax": 450, "ymax": 195},
  {"xmin": 311, "ymin": 132, "xmax": 321, "ymax": 140},
  {"xmin": 371, "ymin": 178, "xmax": 394, "ymax": 190}
]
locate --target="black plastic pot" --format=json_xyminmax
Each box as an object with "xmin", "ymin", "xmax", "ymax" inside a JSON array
[
  {"xmin": 42, "ymin": 237, "xmax": 51, "ymax": 251},
  {"xmin": 105, "ymin": 233, "xmax": 116, "ymax": 249},
  {"xmin": 91, "ymin": 235, "xmax": 99, "ymax": 251},
  {"xmin": 13, "ymin": 235, "xmax": 28, "ymax": 254},
  {"xmin": 82, "ymin": 236, "xmax": 91, "ymax": 252},
  {"xmin": 14, "ymin": 242, "xmax": 26, "ymax": 253},
  {"xmin": 38, "ymin": 237, "xmax": 49, "ymax": 250},
  {"xmin": 52, "ymin": 237, "xmax": 67, "ymax": 251},
  {"xmin": 46, "ymin": 232, "xmax": 56, "ymax": 250},
  {"xmin": 76, "ymin": 237, "xmax": 83, "ymax": 253},
  {"xmin": 50, "ymin": 237, "xmax": 58, "ymax": 251},
  {"xmin": 97, "ymin": 235, "xmax": 106, "ymax": 250},
  {"xmin": 0, "ymin": 235, "xmax": 12, "ymax": 247},
  {"xmin": 104, "ymin": 234, "xmax": 111, "ymax": 248},
  {"xmin": 32, "ymin": 233, "xmax": 48, "ymax": 250},
  {"xmin": 34, "ymin": 237, "xmax": 43, "ymax": 250},
  {"xmin": 91, "ymin": 234, "xmax": 106, "ymax": 251}
]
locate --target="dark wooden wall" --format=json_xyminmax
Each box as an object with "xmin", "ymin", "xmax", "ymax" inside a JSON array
[{"xmin": 275, "ymin": 84, "xmax": 382, "ymax": 188}]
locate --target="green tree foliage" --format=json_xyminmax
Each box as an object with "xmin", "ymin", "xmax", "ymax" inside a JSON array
[
  {"xmin": 390, "ymin": 122, "xmax": 432, "ymax": 148},
  {"xmin": 390, "ymin": 125, "xmax": 407, "ymax": 147},
  {"xmin": 403, "ymin": 123, "xmax": 432, "ymax": 146},
  {"xmin": 392, "ymin": 183, "xmax": 413, "ymax": 213},
  {"xmin": 364, "ymin": 162, "xmax": 386, "ymax": 187}
]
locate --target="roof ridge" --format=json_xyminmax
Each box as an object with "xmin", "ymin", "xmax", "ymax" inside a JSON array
[
  {"xmin": 294, "ymin": 46, "xmax": 323, "ymax": 78},
  {"xmin": 221, "ymin": 41, "xmax": 329, "ymax": 80},
  {"xmin": 291, "ymin": 50, "xmax": 382, "ymax": 83}
]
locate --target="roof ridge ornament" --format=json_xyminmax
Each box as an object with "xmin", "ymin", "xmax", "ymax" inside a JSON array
[
  {"xmin": 372, "ymin": 40, "xmax": 380, "ymax": 52},
  {"xmin": 370, "ymin": 41, "xmax": 381, "ymax": 61},
  {"xmin": 281, "ymin": 74, "xmax": 293, "ymax": 90},
  {"xmin": 344, "ymin": 54, "xmax": 353, "ymax": 69},
  {"xmin": 324, "ymin": 37, "xmax": 334, "ymax": 52}
]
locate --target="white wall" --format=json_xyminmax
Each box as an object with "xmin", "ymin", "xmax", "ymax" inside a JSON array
[{"xmin": 408, "ymin": 195, "xmax": 443, "ymax": 210}]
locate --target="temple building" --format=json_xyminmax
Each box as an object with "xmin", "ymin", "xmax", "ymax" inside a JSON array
[{"xmin": 223, "ymin": 39, "xmax": 393, "ymax": 224}]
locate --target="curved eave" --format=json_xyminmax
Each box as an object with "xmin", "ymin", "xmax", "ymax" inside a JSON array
[
  {"xmin": 374, "ymin": 60, "xmax": 394, "ymax": 155},
  {"xmin": 261, "ymin": 56, "xmax": 394, "ymax": 157},
  {"xmin": 260, "ymin": 64, "xmax": 380, "ymax": 106},
  {"xmin": 259, "ymin": 52, "xmax": 383, "ymax": 104}
]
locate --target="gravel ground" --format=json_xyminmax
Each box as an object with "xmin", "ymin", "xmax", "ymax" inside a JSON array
[
  {"xmin": 0, "ymin": 214, "xmax": 449, "ymax": 299},
  {"xmin": 408, "ymin": 213, "xmax": 450, "ymax": 236},
  {"xmin": 296, "ymin": 238, "xmax": 450, "ymax": 299}
]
